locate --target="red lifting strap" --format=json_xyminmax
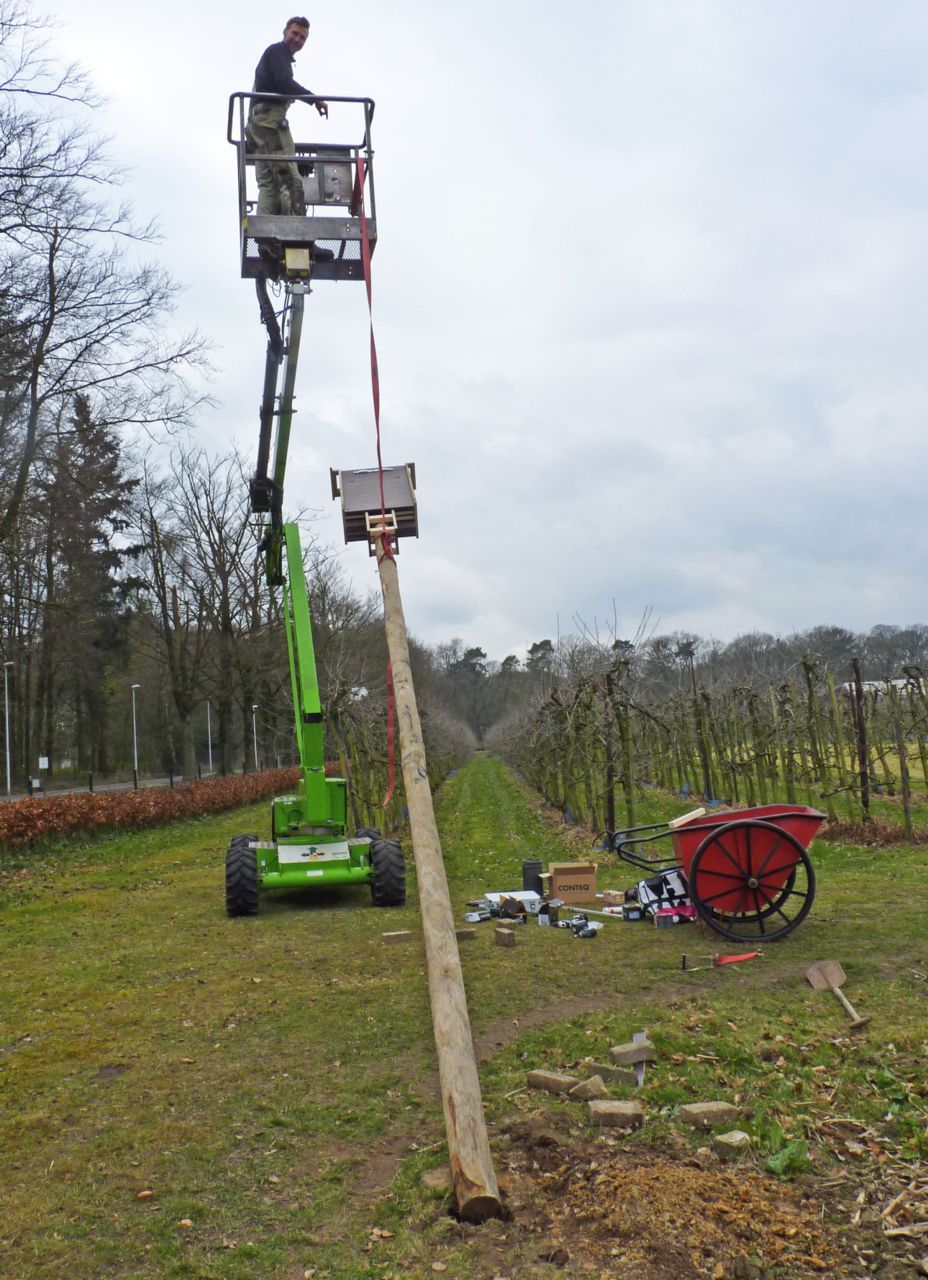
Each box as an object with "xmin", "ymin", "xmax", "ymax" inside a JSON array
[
  {"xmin": 354, "ymin": 157, "xmax": 393, "ymax": 564},
  {"xmin": 355, "ymin": 157, "xmax": 396, "ymax": 809}
]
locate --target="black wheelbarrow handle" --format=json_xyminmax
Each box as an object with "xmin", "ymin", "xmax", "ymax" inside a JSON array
[{"xmin": 596, "ymin": 820, "xmax": 670, "ymax": 847}]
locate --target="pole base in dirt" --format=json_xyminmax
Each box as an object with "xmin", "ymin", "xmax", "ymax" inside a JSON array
[{"xmin": 456, "ymin": 1191, "xmax": 504, "ymax": 1225}]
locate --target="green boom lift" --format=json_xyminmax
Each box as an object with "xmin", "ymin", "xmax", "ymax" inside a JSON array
[{"xmin": 224, "ymin": 91, "xmax": 405, "ymax": 915}]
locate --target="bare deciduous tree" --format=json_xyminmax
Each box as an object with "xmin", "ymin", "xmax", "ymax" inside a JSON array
[{"xmin": 0, "ymin": 0, "xmax": 209, "ymax": 546}]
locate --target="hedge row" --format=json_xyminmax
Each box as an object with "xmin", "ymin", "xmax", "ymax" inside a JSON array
[{"xmin": 0, "ymin": 768, "xmax": 302, "ymax": 851}]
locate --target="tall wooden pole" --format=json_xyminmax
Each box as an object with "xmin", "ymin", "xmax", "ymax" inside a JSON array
[{"xmin": 374, "ymin": 538, "xmax": 502, "ymax": 1223}]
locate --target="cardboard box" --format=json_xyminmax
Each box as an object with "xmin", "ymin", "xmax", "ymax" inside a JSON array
[{"xmin": 547, "ymin": 861, "xmax": 597, "ymax": 904}]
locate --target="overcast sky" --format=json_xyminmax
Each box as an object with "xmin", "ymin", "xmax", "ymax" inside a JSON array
[{"xmin": 55, "ymin": 0, "xmax": 928, "ymax": 662}]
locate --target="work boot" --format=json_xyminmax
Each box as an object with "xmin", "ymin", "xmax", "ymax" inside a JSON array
[
  {"xmin": 257, "ymin": 243, "xmax": 282, "ymax": 281},
  {"xmin": 311, "ymin": 243, "xmax": 336, "ymax": 262}
]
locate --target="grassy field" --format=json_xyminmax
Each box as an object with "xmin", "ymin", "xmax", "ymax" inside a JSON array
[{"xmin": 1, "ymin": 754, "xmax": 927, "ymax": 1278}]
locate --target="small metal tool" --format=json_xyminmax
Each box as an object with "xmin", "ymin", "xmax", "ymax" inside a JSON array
[{"xmin": 681, "ymin": 951, "xmax": 762, "ymax": 972}]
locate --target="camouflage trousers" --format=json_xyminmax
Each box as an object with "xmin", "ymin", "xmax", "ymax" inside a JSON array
[{"xmin": 246, "ymin": 102, "xmax": 305, "ymax": 216}]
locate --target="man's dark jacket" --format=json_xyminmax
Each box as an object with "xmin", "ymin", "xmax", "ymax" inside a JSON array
[{"xmin": 253, "ymin": 41, "xmax": 314, "ymax": 105}]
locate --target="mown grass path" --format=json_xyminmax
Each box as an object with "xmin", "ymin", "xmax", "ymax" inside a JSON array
[{"xmin": 1, "ymin": 754, "xmax": 926, "ymax": 1278}]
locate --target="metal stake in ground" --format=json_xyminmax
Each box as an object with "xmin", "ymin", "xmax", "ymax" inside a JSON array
[
  {"xmin": 631, "ymin": 1030, "xmax": 649, "ymax": 1087},
  {"xmin": 373, "ymin": 534, "xmax": 502, "ymax": 1223}
]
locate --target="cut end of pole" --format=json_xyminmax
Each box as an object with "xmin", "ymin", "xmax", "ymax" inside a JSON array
[{"xmin": 455, "ymin": 1190, "xmax": 504, "ymax": 1224}]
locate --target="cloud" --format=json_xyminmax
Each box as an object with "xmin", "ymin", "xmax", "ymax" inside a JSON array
[{"xmin": 56, "ymin": 0, "xmax": 928, "ymax": 658}]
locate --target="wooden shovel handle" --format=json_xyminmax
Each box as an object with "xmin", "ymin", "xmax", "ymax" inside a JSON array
[{"xmin": 830, "ymin": 984, "xmax": 870, "ymax": 1029}]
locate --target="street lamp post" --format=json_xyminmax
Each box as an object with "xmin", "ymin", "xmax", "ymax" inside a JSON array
[
  {"xmin": 131, "ymin": 683, "xmax": 140, "ymax": 790},
  {"xmin": 251, "ymin": 704, "xmax": 259, "ymax": 772},
  {"xmin": 3, "ymin": 661, "xmax": 13, "ymax": 798},
  {"xmin": 206, "ymin": 699, "xmax": 213, "ymax": 775}
]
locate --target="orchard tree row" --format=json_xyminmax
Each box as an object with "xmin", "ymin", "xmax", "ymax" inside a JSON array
[{"xmin": 483, "ymin": 632, "xmax": 928, "ymax": 838}]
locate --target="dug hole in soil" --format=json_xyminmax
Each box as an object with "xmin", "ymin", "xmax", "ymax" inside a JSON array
[{"xmin": 454, "ymin": 1113, "xmax": 894, "ymax": 1280}]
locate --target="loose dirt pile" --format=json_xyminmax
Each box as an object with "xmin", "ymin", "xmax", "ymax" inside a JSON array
[{"xmin": 487, "ymin": 1117, "xmax": 890, "ymax": 1279}]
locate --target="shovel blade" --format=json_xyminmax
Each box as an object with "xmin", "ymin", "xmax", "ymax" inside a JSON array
[{"xmin": 806, "ymin": 959, "xmax": 846, "ymax": 991}]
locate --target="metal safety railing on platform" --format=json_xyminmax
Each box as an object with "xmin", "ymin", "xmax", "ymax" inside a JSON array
[{"xmin": 227, "ymin": 92, "xmax": 377, "ymax": 282}]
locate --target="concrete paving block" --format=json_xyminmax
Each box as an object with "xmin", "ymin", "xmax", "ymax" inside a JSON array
[
  {"xmin": 589, "ymin": 1100, "xmax": 644, "ymax": 1129},
  {"xmin": 527, "ymin": 1070, "xmax": 580, "ymax": 1094},
  {"xmin": 582, "ymin": 1061, "xmax": 638, "ymax": 1086},
  {"xmin": 713, "ymin": 1130, "xmax": 753, "ymax": 1157},
  {"xmin": 569, "ymin": 1074, "xmax": 606, "ymax": 1101},
  {"xmin": 608, "ymin": 1039, "xmax": 656, "ymax": 1066},
  {"xmin": 678, "ymin": 1101, "xmax": 741, "ymax": 1129}
]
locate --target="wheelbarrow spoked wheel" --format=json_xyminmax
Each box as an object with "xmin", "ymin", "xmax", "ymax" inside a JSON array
[{"xmin": 688, "ymin": 819, "xmax": 816, "ymax": 942}]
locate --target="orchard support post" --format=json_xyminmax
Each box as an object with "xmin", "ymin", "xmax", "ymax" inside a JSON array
[{"xmin": 373, "ymin": 536, "xmax": 501, "ymax": 1224}]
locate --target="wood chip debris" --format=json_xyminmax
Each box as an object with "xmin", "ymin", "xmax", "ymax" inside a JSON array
[{"xmin": 881, "ymin": 1175, "xmax": 928, "ymax": 1240}]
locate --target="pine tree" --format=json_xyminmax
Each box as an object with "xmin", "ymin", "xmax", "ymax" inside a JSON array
[{"xmin": 32, "ymin": 395, "xmax": 140, "ymax": 773}]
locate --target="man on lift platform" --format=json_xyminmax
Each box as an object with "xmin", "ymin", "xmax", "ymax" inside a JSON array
[{"xmin": 247, "ymin": 16, "xmax": 328, "ymax": 220}]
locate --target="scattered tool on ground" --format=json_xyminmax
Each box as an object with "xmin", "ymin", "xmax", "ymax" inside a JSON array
[
  {"xmin": 806, "ymin": 960, "xmax": 872, "ymax": 1030},
  {"xmin": 560, "ymin": 913, "xmax": 601, "ymax": 937},
  {"xmin": 681, "ymin": 951, "xmax": 762, "ymax": 972}
]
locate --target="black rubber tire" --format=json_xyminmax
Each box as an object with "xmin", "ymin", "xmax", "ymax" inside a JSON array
[
  {"xmin": 356, "ymin": 826, "xmax": 382, "ymax": 841},
  {"xmin": 226, "ymin": 834, "xmax": 259, "ymax": 917},
  {"xmin": 370, "ymin": 838, "xmax": 406, "ymax": 907}
]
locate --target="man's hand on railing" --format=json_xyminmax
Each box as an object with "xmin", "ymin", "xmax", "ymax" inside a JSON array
[{"xmin": 313, "ymin": 98, "xmax": 329, "ymax": 118}]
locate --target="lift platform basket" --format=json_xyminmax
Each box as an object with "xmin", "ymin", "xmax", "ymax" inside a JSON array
[{"xmin": 227, "ymin": 94, "xmax": 377, "ymax": 283}]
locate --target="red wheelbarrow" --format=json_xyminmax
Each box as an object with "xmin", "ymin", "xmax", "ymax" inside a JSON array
[{"xmin": 610, "ymin": 804, "xmax": 825, "ymax": 942}]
